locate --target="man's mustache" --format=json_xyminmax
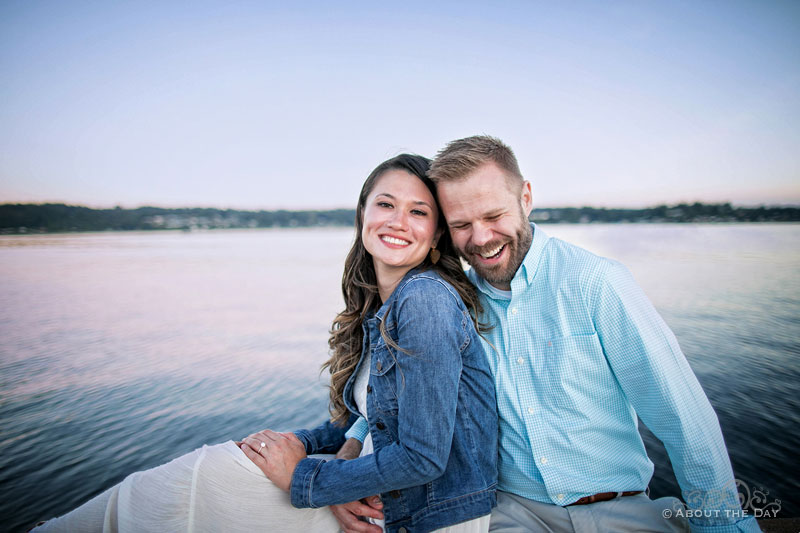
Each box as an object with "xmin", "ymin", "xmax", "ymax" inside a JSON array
[{"xmin": 464, "ymin": 239, "xmax": 509, "ymax": 257}]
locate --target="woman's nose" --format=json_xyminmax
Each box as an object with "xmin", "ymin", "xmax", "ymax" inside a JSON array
[{"xmin": 387, "ymin": 210, "xmax": 408, "ymax": 230}]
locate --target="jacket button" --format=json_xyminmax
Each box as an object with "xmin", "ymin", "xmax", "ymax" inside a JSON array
[
  {"xmin": 398, "ymin": 528, "xmax": 407, "ymax": 533},
  {"xmin": 391, "ymin": 490, "xmax": 401, "ymax": 498},
  {"xmin": 376, "ymin": 361, "xmax": 382, "ymax": 371},
  {"xmin": 376, "ymin": 422, "xmax": 385, "ymax": 430},
  {"xmin": 366, "ymin": 385, "xmax": 372, "ymax": 393}
]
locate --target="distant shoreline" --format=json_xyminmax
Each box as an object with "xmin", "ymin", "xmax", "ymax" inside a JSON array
[{"xmin": 1, "ymin": 202, "xmax": 799, "ymax": 234}]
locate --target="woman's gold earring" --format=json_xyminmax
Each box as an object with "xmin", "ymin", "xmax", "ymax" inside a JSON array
[{"xmin": 430, "ymin": 245, "xmax": 441, "ymax": 265}]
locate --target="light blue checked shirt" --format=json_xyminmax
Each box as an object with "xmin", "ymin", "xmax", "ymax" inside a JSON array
[
  {"xmin": 468, "ymin": 224, "xmax": 757, "ymax": 532},
  {"xmin": 346, "ymin": 224, "xmax": 758, "ymax": 532}
]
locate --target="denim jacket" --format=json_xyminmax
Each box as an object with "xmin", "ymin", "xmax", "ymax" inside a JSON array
[{"xmin": 292, "ymin": 268, "xmax": 498, "ymax": 532}]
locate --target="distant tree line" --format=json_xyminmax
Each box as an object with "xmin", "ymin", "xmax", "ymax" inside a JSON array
[
  {"xmin": 530, "ymin": 202, "xmax": 800, "ymax": 224},
  {"xmin": 1, "ymin": 202, "xmax": 798, "ymax": 234},
  {"xmin": 0, "ymin": 205, "xmax": 356, "ymax": 233}
]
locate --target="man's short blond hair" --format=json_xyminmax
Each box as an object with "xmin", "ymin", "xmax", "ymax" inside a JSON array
[{"xmin": 429, "ymin": 135, "xmax": 523, "ymax": 188}]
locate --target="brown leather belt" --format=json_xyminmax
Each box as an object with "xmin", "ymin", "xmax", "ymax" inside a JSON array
[{"xmin": 567, "ymin": 491, "xmax": 643, "ymax": 506}]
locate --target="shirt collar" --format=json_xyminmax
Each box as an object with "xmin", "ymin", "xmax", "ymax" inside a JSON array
[{"xmin": 520, "ymin": 222, "xmax": 549, "ymax": 285}]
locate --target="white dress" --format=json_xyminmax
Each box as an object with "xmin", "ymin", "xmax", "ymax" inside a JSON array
[
  {"xmin": 34, "ymin": 357, "xmax": 489, "ymax": 532},
  {"xmin": 33, "ymin": 440, "xmax": 341, "ymax": 532}
]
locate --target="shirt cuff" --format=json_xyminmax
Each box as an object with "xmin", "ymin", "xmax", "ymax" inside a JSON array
[
  {"xmin": 344, "ymin": 416, "xmax": 368, "ymax": 443},
  {"xmin": 689, "ymin": 515, "xmax": 762, "ymax": 533}
]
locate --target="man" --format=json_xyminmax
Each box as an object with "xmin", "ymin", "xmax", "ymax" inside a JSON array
[
  {"xmin": 334, "ymin": 136, "xmax": 758, "ymax": 532},
  {"xmin": 426, "ymin": 135, "xmax": 759, "ymax": 532}
]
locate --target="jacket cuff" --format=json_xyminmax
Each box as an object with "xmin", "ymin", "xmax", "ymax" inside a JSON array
[
  {"xmin": 290, "ymin": 457, "xmax": 326, "ymax": 508},
  {"xmin": 293, "ymin": 429, "xmax": 317, "ymax": 455}
]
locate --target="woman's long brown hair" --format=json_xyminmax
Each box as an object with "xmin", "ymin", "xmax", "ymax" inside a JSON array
[{"xmin": 323, "ymin": 154, "xmax": 486, "ymax": 425}]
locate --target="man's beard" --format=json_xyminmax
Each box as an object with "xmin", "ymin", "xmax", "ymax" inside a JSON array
[{"xmin": 461, "ymin": 215, "xmax": 532, "ymax": 286}]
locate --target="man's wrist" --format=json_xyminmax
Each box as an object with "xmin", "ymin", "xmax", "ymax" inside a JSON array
[{"xmin": 335, "ymin": 437, "xmax": 363, "ymax": 460}]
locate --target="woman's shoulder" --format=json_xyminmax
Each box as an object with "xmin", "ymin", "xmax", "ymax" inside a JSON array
[
  {"xmin": 388, "ymin": 269, "xmax": 472, "ymax": 345},
  {"xmin": 393, "ymin": 268, "xmax": 465, "ymax": 310}
]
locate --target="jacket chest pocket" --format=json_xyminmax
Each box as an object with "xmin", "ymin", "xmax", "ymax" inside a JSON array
[{"xmin": 369, "ymin": 344, "xmax": 399, "ymax": 415}]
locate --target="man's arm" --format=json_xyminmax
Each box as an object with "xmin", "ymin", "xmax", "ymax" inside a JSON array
[
  {"xmin": 593, "ymin": 262, "xmax": 760, "ymax": 533},
  {"xmin": 336, "ymin": 437, "xmax": 364, "ymax": 460}
]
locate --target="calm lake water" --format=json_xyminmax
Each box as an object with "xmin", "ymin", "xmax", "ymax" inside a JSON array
[{"xmin": 1, "ymin": 224, "xmax": 798, "ymax": 531}]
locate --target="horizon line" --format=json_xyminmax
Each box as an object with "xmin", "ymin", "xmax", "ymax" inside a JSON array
[{"xmin": 3, "ymin": 201, "xmax": 800, "ymax": 211}]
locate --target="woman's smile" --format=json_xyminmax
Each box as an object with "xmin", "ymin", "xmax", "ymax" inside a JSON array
[{"xmin": 379, "ymin": 234, "xmax": 411, "ymax": 247}]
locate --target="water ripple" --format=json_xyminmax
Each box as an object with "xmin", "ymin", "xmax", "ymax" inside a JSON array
[{"xmin": 2, "ymin": 226, "xmax": 798, "ymax": 530}]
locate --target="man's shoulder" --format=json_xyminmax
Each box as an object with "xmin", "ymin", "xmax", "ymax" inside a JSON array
[
  {"xmin": 541, "ymin": 236, "xmax": 618, "ymax": 282},
  {"xmin": 539, "ymin": 239, "xmax": 641, "ymax": 313}
]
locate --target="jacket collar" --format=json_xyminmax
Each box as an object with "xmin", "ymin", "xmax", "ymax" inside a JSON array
[{"xmin": 368, "ymin": 266, "xmax": 427, "ymax": 324}]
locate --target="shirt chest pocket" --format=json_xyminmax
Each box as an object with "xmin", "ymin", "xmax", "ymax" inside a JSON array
[
  {"xmin": 539, "ymin": 333, "xmax": 614, "ymax": 392},
  {"xmin": 369, "ymin": 343, "xmax": 399, "ymax": 415}
]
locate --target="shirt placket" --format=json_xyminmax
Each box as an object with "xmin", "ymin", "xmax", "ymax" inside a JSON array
[{"xmin": 507, "ymin": 286, "xmax": 553, "ymax": 502}]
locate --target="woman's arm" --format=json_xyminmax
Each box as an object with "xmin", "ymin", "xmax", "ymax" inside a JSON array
[
  {"xmin": 242, "ymin": 431, "xmax": 383, "ymax": 532},
  {"xmin": 292, "ymin": 413, "xmax": 358, "ymax": 455},
  {"xmin": 288, "ymin": 278, "xmax": 467, "ymax": 507}
]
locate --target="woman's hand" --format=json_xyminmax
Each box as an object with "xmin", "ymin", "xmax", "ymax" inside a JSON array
[{"xmin": 241, "ymin": 429, "xmax": 307, "ymax": 492}]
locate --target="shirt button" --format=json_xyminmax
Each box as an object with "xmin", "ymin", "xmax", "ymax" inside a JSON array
[
  {"xmin": 557, "ymin": 494, "xmax": 565, "ymax": 500},
  {"xmin": 511, "ymin": 307, "xmax": 518, "ymax": 315},
  {"xmin": 517, "ymin": 357, "xmax": 524, "ymax": 365},
  {"xmin": 541, "ymin": 457, "xmax": 548, "ymax": 465},
  {"xmin": 528, "ymin": 407, "xmax": 534, "ymax": 414}
]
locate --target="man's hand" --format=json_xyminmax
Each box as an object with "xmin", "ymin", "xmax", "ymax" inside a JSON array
[
  {"xmin": 329, "ymin": 437, "xmax": 383, "ymax": 532},
  {"xmin": 241, "ymin": 429, "xmax": 306, "ymax": 492},
  {"xmin": 329, "ymin": 496, "xmax": 383, "ymax": 533}
]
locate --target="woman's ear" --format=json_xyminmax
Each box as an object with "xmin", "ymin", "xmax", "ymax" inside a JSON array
[{"xmin": 434, "ymin": 227, "xmax": 444, "ymax": 246}]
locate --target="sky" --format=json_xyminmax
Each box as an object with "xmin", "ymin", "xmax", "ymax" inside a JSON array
[{"xmin": 1, "ymin": 1, "xmax": 798, "ymax": 210}]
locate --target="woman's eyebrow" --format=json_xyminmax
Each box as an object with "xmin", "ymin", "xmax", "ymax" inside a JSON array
[{"xmin": 375, "ymin": 193, "xmax": 433, "ymax": 209}]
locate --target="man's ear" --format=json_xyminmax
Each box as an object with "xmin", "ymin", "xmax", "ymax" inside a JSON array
[{"xmin": 520, "ymin": 181, "xmax": 533, "ymax": 217}]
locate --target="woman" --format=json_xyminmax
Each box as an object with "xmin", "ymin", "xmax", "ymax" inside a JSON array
[{"xmin": 33, "ymin": 154, "xmax": 498, "ymax": 533}]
